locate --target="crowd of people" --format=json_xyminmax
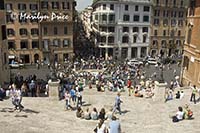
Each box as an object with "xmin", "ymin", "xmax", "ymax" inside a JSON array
[{"xmin": 1, "ymin": 56, "xmax": 200, "ymax": 131}]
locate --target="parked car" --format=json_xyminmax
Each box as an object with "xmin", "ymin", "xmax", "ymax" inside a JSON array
[
  {"xmin": 127, "ymin": 59, "xmax": 143, "ymax": 66},
  {"xmin": 147, "ymin": 58, "xmax": 158, "ymax": 65},
  {"xmin": 9, "ymin": 63, "xmax": 24, "ymax": 68}
]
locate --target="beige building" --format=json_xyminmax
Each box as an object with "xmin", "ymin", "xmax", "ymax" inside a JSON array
[
  {"xmin": 0, "ymin": 9, "xmax": 10, "ymax": 84},
  {"xmin": 181, "ymin": 0, "xmax": 200, "ymax": 87},
  {"xmin": 150, "ymin": 0, "xmax": 188, "ymax": 57},
  {"xmin": 4, "ymin": 0, "xmax": 75, "ymax": 64}
]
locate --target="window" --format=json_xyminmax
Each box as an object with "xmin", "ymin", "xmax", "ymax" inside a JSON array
[
  {"xmin": 20, "ymin": 40, "xmax": 28, "ymax": 49},
  {"xmin": 123, "ymin": 27, "xmax": 129, "ymax": 33},
  {"xmin": 187, "ymin": 28, "xmax": 192, "ymax": 44},
  {"xmin": 6, "ymin": 13, "xmax": 14, "ymax": 23},
  {"xmin": 54, "ymin": 27, "xmax": 58, "ymax": 35},
  {"xmin": 108, "ymin": 36, "xmax": 114, "ymax": 43},
  {"xmin": 178, "ymin": 20, "xmax": 183, "ymax": 27},
  {"xmin": 178, "ymin": 30, "xmax": 181, "ymax": 36},
  {"xmin": 156, "ymin": 0, "xmax": 160, "ymax": 5},
  {"xmin": 171, "ymin": 19, "xmax": 176, "ymax": 26},
  {"xmin": 161, "ymin": 40, "xmax": 167, "ymax": 48},
  {"xmin": 122, "ymin": 36, "xmax": 129, "ymax": 43},
  {"xmin": 123, "ymin": 15, "xmax": 130, "ymax": 21},
  {"xmin": 163, "ymin": 30, "xmax": 166, "ymax": 36},
  {"xmin": 154, "ymin": 10, "xmax": 160, "ymax": 16},
  {"xmin": 8, "ymin": 41, "xmax": 15, "ymax": 49},
  {"xmin": 143, "ymin": 35, "xmax": 147, "ymax": 43},
  {"xmin": 62, "ymin": 2, "xmax": 70, "ymax": 9},
  {"xmin": 53, "ymin": 39, "xmax": 60, "ymax": 46},
  {"xmin": 31, "ymin": 28, "xmax": 39, "ymax": 36},
  {"xmin": 165, "ymin": 0, "xmax": 168, "ymax": 6},
  {"xmin": 5, "ymin": 3, "xmax": 12, "ymax": 10},
  {"xmin": 183, "ymin": 56, "xmax": 189, "ymax": 70},
  {"xmin": 43, "ymin": 39, "xmax": 49, "ymax": 50},
  {"xmin": 133, "ymin": 15, "xmax": 139, "ymax": 22},
  {"xmin": 108, "ymin": 27, "xmax": 115, "ymax": 32},
  {"xmin": 63, "ymin": 54, "xmax": 69, "ymax": 61},
  {"xmin": 7, "ymin": 29, "xmax": 15, "ymax": 36},
  {"xmin": 153, "ymin": 40, "xmax": 158, "ymax": 46},
  {"xmin": 133, "ymin": 35, "xmax": 137, "ymax": 43},
  {"xmin": 133, "ymin": 27, "xmax": 139, "ymax": 33},
  {"xmin": 30, "ymin": 4, "xmax": 38, "ymax": 10},
  {"xmin": 63, "ymin": 39, "xmax": 70, "ymax": 47},
  {"xmin": 135, "ymin": 5, "xmax": 138, "ymax": 11},
  {"xmin": 64, "ymin": 27, "xmax": 68, "ymax": 35},
  {"xmin": 110, "ymin": 4, "xmax": 114, "ymax": 10},
  {"xmin": 52, "ymin": 2, "xmax": 59, "ymax": 9},
  {"xmin": 43, "ymin": 27, "xmax": 47, "ymax": 35},
  {"xmin": 18, "ymin": 4, "xmax": 26, "ymax": 10},
  {"xmin": 100, "ymin": 36, "xmax": 106, "ymax": 43},
  {"xmin": 142, "ymin": 27, "xmax": 148, "ymax": 33},
  {"xmin": 102, "ymin": 14, "xmax": 107, "ymax": 21},
  {"xmin": 19, "ymin": 28, "xmax": 28, "ymax": 36},
  {"xmin": 154, "ymin": 30, "xmax": 158, "ymax": 36},
  {"xmin": 109, "ymin": 14, "xmax": 115, "ymax": 22},
  {"xmin": 154, "ymin": 19, "xmax": 159, "ymax": 25},
  {"xmin": 178, "ymin": 11, "xmax": 184, "ymax": 18},
  {"xmin": 143, "ymin": 16, "xmax": 149, "ymax": 22},
  {"xmin": 103, "ymin": 4, "xmax": 106, "ymax": 10},
  {"xmin": 189, "ymin": 0, "xmax": 196, "ymax": 16},
  {"xmin": 144, "ymin": 6, "xmax": 150, "ymax": 12},
  {"xmin": 163, "ymin": 19, "xmax": 168, "ymax": 26},
  {"xmin": 95, "ymin": 15, "xmax": 98, "ymax": 20},
  {"xmin": 100, "ymin": 26, "xmax": 107, "ymax": 32},
  {"xmin": 173, "ymin": 0, "xmax": 176, "ymax": 7},
  {"xmin": 180, "ymin": 0, "xmax": 184, "ymax": 7},
  {"xmin": 125, "ymin": 5, "xmax": 129, "ymax": 11},
  {"xmin": 41, "ymin": 1, "xmax": 48, "ymax": 9},
  {"xmin": 32, "ymin": 41, "xmax": 39, "ymax": 49}
]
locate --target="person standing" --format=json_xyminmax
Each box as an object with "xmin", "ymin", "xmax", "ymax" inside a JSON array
[
  {"xmin": 64, "ymin": 91, "xmax": 72, "ymax": 110},
  {"xmin": 29, "ymin": 80, "xmax": 36, "ymax": 97},
  {"xmin": 127, "ymin": 79, "xmax": 132, "ymax": 96},
  {"xmin": 190, "ymin": 85, "xmax": 198, "ymax": 104},
  {"xmin": 16, "ymin": 88, "xmax": 24, "ymax": 111},
  {"xmin": 109, "ymin": 115, "xmax": 121, "ymax": 133},
  {"xmin": 113, "ymin": 93, "xmax": 123, "ymax": 115},
  {"xmin": 76, "ymin": 90, "xmax": 82, "ymax": 107}
]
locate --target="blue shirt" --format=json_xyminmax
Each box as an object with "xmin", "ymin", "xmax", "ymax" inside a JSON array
[{"xmin": 109, "ymin": 121, "xmax": 121, "ymax": 133}]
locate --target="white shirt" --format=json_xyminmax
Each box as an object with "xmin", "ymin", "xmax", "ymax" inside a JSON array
[
  {"xmin": 97, "ymin": 124, "xmax": 106, "ymax": 133},
  {"xmin": 180, "ymin": 92, "xmax": 184, "ymax": 99},
  {"xmin": 176, "ymin": 111, "xmax": 184, "ymax": 120}
]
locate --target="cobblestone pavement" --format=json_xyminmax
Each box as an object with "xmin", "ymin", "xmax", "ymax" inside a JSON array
[{"xmin": 0, "ymin": 87, "xmax": 200, "ymax": 133}]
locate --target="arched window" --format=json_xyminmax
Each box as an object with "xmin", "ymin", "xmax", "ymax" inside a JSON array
[
  {"xmin": 133, "ymin": 35, "xmax": 137, "ymax": 43},
  {"xmin": 143, "ymin": 35, "xmax": 147, "ymax": 43},
  {"xmin": 122, "ymin": 36, "xmax": 129, "ymax": 43}
]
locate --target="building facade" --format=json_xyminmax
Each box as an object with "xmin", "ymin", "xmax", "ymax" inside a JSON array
[
  {"xmin": 4, "ymin": 0, "xmax": 75, "ymax": 64},
  {"xmin": 150, "ymin": 0, "xmax": 188, "ymax": 57},
  {"xmin": 92, "ymin": 0, "xmax": 151, "ymax": 60},
  {"xmin": 181, "ymin": 0, "xmax": 200, "ymax": 87},
  {"xmin": 81, "ymin": 6, "xmax": 93, "ymax": 39},
  {"xmin": 0, "ymin": 6, "xmax": 10, "ymax": 84}
]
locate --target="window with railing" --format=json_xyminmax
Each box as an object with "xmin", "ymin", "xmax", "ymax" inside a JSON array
[
  {"xmin": 123, "ymin": 27, "xmax": 129, "ymax": 33},
  {"xmin": 133, "ymin": 27, "xmax": 139, "ymax": 33},
  {"xmin": 108, "ymin": 36, "xmax": 114, "ymax": 43}
]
